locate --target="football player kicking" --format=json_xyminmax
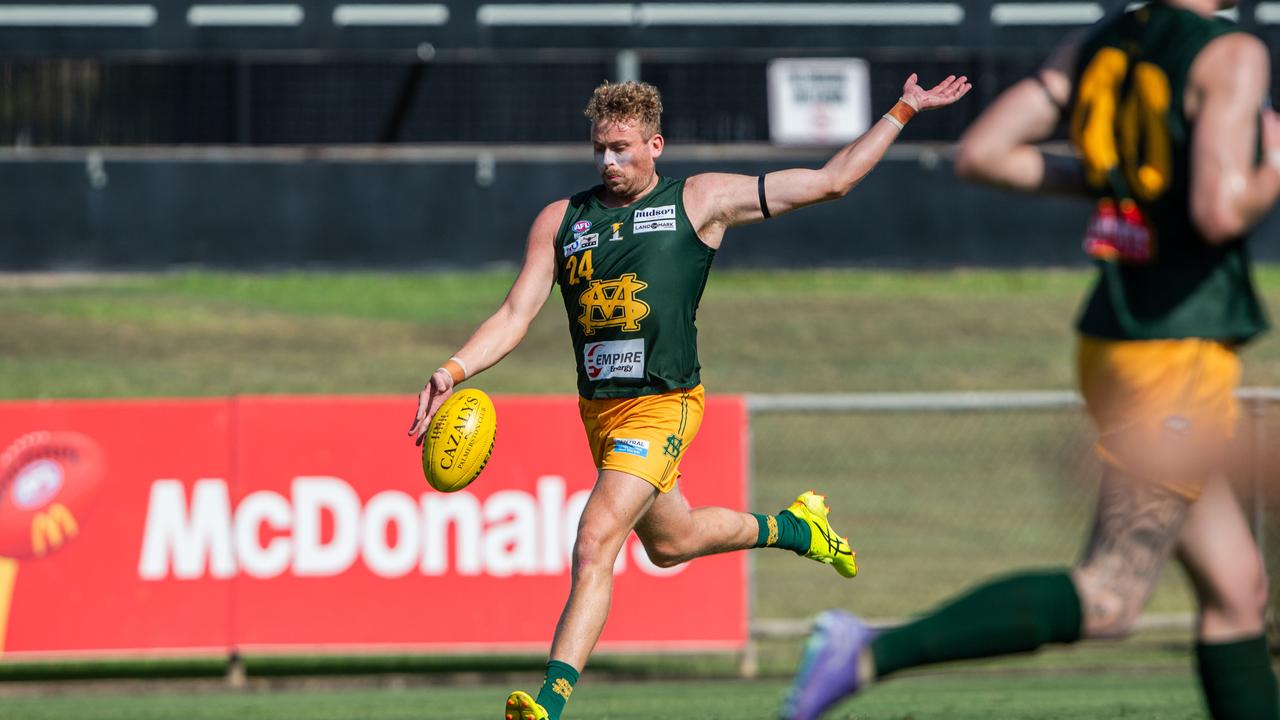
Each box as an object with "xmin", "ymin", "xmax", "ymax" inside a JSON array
[
  {"xmin": 409, "ymin": 73, "xmax": 970, "ymax": 720},
  {"xmin": 783, "ymin": 2, "xmax": 1280, "ymax": 719}
]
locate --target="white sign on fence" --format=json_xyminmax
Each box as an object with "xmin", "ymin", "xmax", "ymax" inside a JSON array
[{"xmin": 767, "ymin": 58, "xmax": 870, "ymax": 146}]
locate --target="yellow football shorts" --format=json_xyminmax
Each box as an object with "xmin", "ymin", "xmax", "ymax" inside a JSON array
[
  {"xmin": 578, "ymin": 385, "xmax": 704, "ymax": 493},
  {"xmin": 1076, "ymin": 335, "xmax": 1241, "ymax": 500}
]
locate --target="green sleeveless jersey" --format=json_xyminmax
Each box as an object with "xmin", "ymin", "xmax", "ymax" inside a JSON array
[
  {"xmin": 554, "ymin": 176, "xmax": 716, "ymax": 399},
  {"xmin": 1069, "ymin": 1, "xmax": 1268, "ymax": 343}
]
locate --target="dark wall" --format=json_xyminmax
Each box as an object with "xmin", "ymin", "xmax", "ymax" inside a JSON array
[{"xmin": 3, "ymin": 149, "xmax": 1276, "ymax": 270}]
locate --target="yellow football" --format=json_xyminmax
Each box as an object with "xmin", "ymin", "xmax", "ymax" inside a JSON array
[{"xmin": 423, "ymin": 388, "xmax": 497, "ymax": 493}]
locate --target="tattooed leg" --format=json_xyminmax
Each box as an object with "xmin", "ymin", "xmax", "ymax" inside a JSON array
[{"xmin": 1072, "ymin": 469, "xmax": 1192, "ymax": 639}]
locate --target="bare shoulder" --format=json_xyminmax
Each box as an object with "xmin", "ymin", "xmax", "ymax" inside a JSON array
[
  {"xmin": 530, "ymin": 198, "xmax": 571, "ymax": 231},
  {"xmin": 1192, "ymin": 32, "xmax": 1269, "ymax": 86},
  {"xmin": 684, "ymin": 172, "xmax": 734, "ymax": 202},
  {"xmin": 522, "ymin": 198, "xmax": 572, "ymax": 254},
  {"xmin": 1038, "ymin": 31, "xmax": 1085, "ymax": 105},
  {"xmin": 537, "ymin": 197, "xmax": 572, "ymax": 222},
  {"xmin": 683, "ymin": 171, "xmax": 754, "ymax": 211}
]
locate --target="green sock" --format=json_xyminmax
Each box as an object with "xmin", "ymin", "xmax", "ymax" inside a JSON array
[
  {"xmin": 534, "ymin": 660, "xmax": 579, "ymax": 720},
  {"xmin": 1197, "ymin": 635, "xmax": 1278, "ymax": 720},
  {"xmin": 751, "ymin": 511, "xmax": 810, "ymax": 553},
  {"xmin": 872, "ymin": 569, "xmax": 1082, "ymax": 678}
]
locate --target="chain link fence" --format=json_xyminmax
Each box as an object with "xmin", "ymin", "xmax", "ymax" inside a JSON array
[{"xmin": 743, "ymin": 390, "xmax": 1280, "ymax": 665}]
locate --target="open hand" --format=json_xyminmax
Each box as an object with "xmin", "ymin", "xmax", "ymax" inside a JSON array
[
  {"xmin": 408, "ymin": 370, "xmax": 454, "ymax": 447},
  {"xmin": 901, "ymin": 73, "xmax": 972, "ymax": 111}
]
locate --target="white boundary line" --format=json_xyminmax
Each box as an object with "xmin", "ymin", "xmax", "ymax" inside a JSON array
[
  {"xmin": 747, "ymin": 388, "xmax": 1280, "ymax": 412},
  {"xmin": 0, "ymin": 4, "xmax": 156, "ymax": 26},
  {"xmin": 332, "ymin": 4, "xmax": 449, "ymax": 27},
  {"xmin": 477, "ymin": 3, "xmax": 633, "ymax": 26},
  {"xmin": 477, "ymin": 3, "xmax": 964, "ymax": 27},
  {"xmin": 187, "ymin": 4, "xmax": 304, "ymax": 27},
  {"xmin": 638, "ymin": 3, "xmax": 964, "ymax": 26},
  {"xmin": 991, "ymin": 2, "xmax": 1103, "ymax": 25}
]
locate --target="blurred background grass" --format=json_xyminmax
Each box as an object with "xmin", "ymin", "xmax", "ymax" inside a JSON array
[
  {"xmin": 4, "ymin": 267, "xmax": 1278, "ymax": 399},
  {"xmin": 4, "ymin": 267, "xmax": 1278, "ymax": 623}
]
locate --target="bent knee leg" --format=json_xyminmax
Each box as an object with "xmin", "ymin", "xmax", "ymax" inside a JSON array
[
  {"xmin": 1199, "ymin": 555, "xmax": 1270, "ymax": 634},
  {"xmin": 1074, "ymin": 571, "xmax": 1143, "ymax": 639},
  {"xmin": 638, "ymin": 535, "xmax": 690, "ymax": 568},
  {"xmin": 572, "ymin": 525, "xmax": 625, "ymax": 577}
]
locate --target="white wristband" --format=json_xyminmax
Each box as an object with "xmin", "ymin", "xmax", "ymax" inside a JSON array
[
  {"xmin": 881, "ymin": 113, "xmax": 905, "ymax": 130},
  {"xmin": 449, "ymin": 356, "xmax": 469, "ymax": 379}
]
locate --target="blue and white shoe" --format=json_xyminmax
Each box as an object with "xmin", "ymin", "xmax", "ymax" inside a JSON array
[{"xmin": 780, "ymin": 610, "xmax": 876, "ymax": 720}]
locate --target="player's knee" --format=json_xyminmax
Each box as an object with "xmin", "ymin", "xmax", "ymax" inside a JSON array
[
  {"xmin": 1075, "ymin": 579, "xmax": 1141, "ymax": 639},
  {"xmin": 640, "ymin": 537, "xmax": 689, "ymax": 568},
  {"xmin": 1209, "ymin": 559, "xmax": 1269, "ymax": 630},
  {"xmin": 571, "ymin": 526, "xmax": 621, "ymax": 575}
]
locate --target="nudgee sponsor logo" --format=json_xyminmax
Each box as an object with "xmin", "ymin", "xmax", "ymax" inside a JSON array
[
  {"xmin": 583, "ymin": 339, "xmax": 645, "ymax": 380},
  {"xmin": 563, "ymin": 233, "xmax": 598, "ymax": 257}
]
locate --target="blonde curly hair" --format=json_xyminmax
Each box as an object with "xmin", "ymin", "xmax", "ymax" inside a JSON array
[{"xmin": 583, "ymin": 80, "xmax": 663, "ymax": 138}]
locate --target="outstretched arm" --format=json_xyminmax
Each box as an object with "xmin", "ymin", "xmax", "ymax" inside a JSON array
[
  {"xmin": 685, "ymin": 73, "xmax": 971, "ymax": 247},
  {"xmin": 954, "ymin": 37, "xmax": 1086, "ymax": 196},
  {"xmin": 407, "ymin": 199, "xmax": 565, "ymax": 444}
]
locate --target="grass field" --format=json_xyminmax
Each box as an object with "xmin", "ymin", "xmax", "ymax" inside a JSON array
[
  {"xmin": 2, "ymin": 268, "xmax": 1277, "ymax": 718},
  {"xmin": 4, "ymin": 267, "xmax": 1278, "ymax": 399},
  {"xmin": 0, "ymin": 671, "xmax": 1209, "ymax": 720},
  {"xmin": 5, "ymin": 268, "xmax": 1278, "ymax": 616}
]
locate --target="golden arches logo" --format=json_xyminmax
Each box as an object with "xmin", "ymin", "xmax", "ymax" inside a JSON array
[{"xmin": 31, "ymin": 503, "xmax": 78, "ymax": 558}]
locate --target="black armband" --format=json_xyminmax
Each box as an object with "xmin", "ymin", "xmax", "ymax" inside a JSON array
[
  {"xmin": 757, "ymin": 173, "xmax": 772, "ymax": 219},
  {"xmin": 1032, "ymin": 73, "xmax": 1068, "ymax": 112}
]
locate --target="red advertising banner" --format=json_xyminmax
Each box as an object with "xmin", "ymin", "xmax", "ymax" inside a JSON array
[{"xmin": 0, "ymin": 395, "xmax": 747, "ymax": 657}]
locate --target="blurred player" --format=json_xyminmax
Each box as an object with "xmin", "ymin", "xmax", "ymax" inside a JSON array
[
  {"xmin": 782, "ymin": 2, "xmax": 1279, "ymax": 719},
  {"xmin": 408, "ymin": 75, "xmax": 970, "ymax": 719}
]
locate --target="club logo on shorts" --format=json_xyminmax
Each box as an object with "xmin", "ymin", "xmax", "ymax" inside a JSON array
[
  {"xmin": 584, "ymin": 339, "xmax": 645, "ymax": 380},
  {"xmin": 577, "ymin": 273, "xmax": 649, "ymax": 335},
  {"xmin": 663, "ymin": 434, "xmax": 684, "ymax": 459},
  {"xmin": 612, "ymin": 438, "xmax": 650, "ymax": 458}
]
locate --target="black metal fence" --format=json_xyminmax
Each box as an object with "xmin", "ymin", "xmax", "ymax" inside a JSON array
[{"xmin": 2, "ymin": 1, "xmax": 1276, "ymax": 145}]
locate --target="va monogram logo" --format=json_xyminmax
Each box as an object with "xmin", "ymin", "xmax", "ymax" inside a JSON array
[{"xmin": 577, "ymin": 273, "xmax": 650, "ymax": 335}]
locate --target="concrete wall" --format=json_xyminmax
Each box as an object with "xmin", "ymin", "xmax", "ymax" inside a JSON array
[{"xmin": 2, "ymin": 146, "xmax": 1276, "ymax": 270}]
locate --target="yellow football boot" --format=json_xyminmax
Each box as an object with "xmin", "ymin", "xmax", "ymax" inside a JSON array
[
  {"xmin": 786, "ymin": 491, "xmax": 858, "ymax": 578},
  {"xmin": 504, "ymin": 691, "xmax": 549, "ymax": 720}
]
